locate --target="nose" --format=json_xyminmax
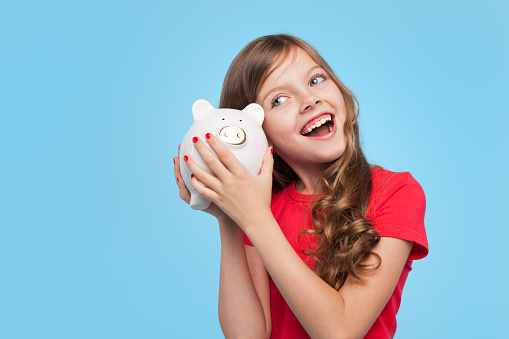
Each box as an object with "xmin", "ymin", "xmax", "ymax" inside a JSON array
[
  {"xmin": 301, "ymin": 95, "xmax": 322, "ymax": 113},
  {"xmin": 218, "ymin": 126, "xmax": 246, "ymax": 145}
]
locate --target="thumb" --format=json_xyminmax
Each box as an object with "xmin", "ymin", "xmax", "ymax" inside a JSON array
[{"xmin": 259, "ymin": 146, "xmax": 274, "ymax": 178}]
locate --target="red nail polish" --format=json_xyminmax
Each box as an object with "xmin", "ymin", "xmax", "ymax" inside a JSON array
[
  {"xmin": 176, "ymin": 177, "xmax": 179, "ymax": 183},
  {"xmin": 173, "ymin": 157, "xmax": 176, "ymax": 164},
  {"xmin": 192, "ymin": 137, "xmax": 198, "ymax": 143},
  {"xmin": 270, "ymin": 147, "xmax": 273, "ymax": 154},
  {"xmin": 205, "ymin": 133, "xmax": 212, "ymax": 139},
  {"xmin": 184, "ymin": 155, "xmax": 188, "ymax": 162},
  {"xmin": 191, "ymin": 174, "xmax": 195, "ymax": 179}
]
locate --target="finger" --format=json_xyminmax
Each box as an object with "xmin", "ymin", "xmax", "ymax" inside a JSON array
[
  {"xmin": 189, "ymin": 173, "xmax": 220, "ymax": 202},
  {"xmin": 175, "ymin": 144, "xmax": 184, "ymax": 182},
  {"xmin": 173, "ymin": 155, "xmax": 191, "ymax": 203},
  {"xmin": 173, "ymin": 154, "xmax": 182, "ymax": 183},
  {"xmin": 259, "ymin": 147, "xmax": 274, "ymax": 179},
  {"xmin": 192, "ymin": 136, "xmax": 230, "ymax": 179},
  {"xmin": 204, "ymin": 133, "xmax": 246, "ymax": 175},
  {"xmin": 184, "ymin": 154, "xmax": 222, "ymax": 192}
]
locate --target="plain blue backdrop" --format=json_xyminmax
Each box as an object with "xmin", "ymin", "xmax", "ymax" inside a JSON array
[{"xmin": 1, "ymin": 0, "xmax": 508, "ymax": 338}]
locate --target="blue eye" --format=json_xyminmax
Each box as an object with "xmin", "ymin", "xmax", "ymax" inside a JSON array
[
  {"xmin": 310, "ymin": 74, "xmax": 326, "ymax": 86},
  {"xmin": 272, "ymin": 95, "xmax": 288, "ymax": 107}
]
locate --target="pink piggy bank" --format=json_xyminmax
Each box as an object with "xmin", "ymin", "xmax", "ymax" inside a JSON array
[{"xmin": 180, "ymin": 99, "xmax": 268, "ymax": 210}]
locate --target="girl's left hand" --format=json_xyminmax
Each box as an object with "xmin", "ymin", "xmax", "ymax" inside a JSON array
[{"xmin": 183, "ymin": 134, "xmax": 274, "ymax": 228}]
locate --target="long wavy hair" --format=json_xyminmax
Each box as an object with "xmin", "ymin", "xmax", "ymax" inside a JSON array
[{"xmin": 219, "ymin": 34, "xmax": 381, "ymax": 290}]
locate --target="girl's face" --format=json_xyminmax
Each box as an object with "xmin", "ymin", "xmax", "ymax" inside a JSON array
[{"xmin": 256, "ymin": 48, "xmax": 347, "ymax": 174}]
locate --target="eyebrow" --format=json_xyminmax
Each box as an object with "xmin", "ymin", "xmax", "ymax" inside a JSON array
[{"xmin": 260, "ymin": 65, "xmax": 324, "ymax": 103}]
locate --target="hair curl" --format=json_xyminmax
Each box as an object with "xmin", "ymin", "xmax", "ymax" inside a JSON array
[{"xmin": 220, "ymin": 34, "xmax": 380, "ymax": 290}]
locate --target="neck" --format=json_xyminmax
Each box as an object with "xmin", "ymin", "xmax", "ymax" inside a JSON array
[{"xmin": 293, "ymin": 166, "xmax": 325, "ymax": 195}]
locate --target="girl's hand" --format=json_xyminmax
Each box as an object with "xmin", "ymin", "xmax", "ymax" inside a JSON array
[
  {"xmin": 173, "ymin": 144, "xmax": 229, "ymax": 220},
  {"xmin": 183, "ymin": 134, "xmax": 273, "ymax": 229}
]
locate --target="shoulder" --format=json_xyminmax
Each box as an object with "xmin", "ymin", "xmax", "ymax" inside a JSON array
[
  {"xmin": 371, "ymin": 166, "xmax": 424, "ymax": 195},
  {"xmin": 369, "ymin": 166, "xmax": 428, "ymax": 260},
  {"xmin": 369, "ymin": 165, "xmax": 426, "ymax": 214}
]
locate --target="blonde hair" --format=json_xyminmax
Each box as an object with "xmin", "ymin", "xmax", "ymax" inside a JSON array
[{"xmin": 220, "ymin": 34, "xmax": 380, "ymax": 290}]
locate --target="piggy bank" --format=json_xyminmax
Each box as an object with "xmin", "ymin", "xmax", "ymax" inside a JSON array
[{"xmin": 180, "ymin": 99, "xmax": 268, "ymax": 210}]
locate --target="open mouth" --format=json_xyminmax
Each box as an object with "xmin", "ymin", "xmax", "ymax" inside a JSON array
[{"xmin": 300, "ymin": 114, "xmax": 334, "ymax": 138}]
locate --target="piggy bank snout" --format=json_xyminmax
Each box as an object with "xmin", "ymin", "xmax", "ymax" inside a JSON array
[{"xmin": 219, "ymin": 126, "xmax": 246, "ymax": 145}]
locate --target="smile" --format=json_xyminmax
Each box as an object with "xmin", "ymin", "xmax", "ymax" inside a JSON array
[{"xmin": 300, "ymin": 113, "xmax": 335, "ymax": 138}]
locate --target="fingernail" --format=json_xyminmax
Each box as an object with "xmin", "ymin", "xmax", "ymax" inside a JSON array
[
  {"xmin": 173, "ymin": 157, "xmax": 176, "ymax": 164},
  {"xmin": 205, "ymin": 133, "xmax": 212, "ymax": 139},
  {"xmin": 191, "ymin": 174, "xmax": 195, "ymax": 179},
  {"xmin": 184, "ymin": 155, "xmax": 188, "ymax": 162},
  {"xmin": 192, "ymin": 137, "xmax": 198, "ymax": 143},
  {"xmin": 176, "ymin": 177, "xmax": 179, "ymax": 183},
  {"xmin": 270, "ymin": 147, "xmax": 273, "ymax": 154}
]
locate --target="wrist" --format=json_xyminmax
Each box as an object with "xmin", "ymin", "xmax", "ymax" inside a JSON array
[
  {"xmin": 241, "ymin": 209, "xmax": 276, "ymax": 238},
  {"xmin": 216, "ymin": 214, "xmax": 230, "ymax": 223},
  {"xmin": 217, "ymin": 216, "xmax": 242, "ymax": 236},
  {"xmin": 217, "ymin": 215, "xmax": 235, "ymax": 227},
  {"xmin": 217, "ymin": 217, "xmax": 246, "ymax": 246}
]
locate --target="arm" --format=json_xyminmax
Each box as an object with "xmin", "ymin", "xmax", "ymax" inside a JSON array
[
  {"xmin": 173, "ymin": 149, "xmax": 271, "ymax": 338},
  {"xmin": 185, "ymin": 136, "xmax": 413, "ymax": 339},
  {"xmin": 246, "ymin": 215, "xmax": 412, "ymax": 339},
  {"xmin": 217, "ymin": 217, "xmax": 271, "ymax": 339}
]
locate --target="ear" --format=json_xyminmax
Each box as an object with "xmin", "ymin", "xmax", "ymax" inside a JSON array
[
  {"xmin": 192, "ymin": 99, "xmax": 215, "ymax": 121},
  {"xmin": 242, "ymin": 103, "xmax": 265, "ymax": 126}
]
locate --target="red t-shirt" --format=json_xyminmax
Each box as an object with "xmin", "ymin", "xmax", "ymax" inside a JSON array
[{"xmin": 244, "ymin": 166, "xmax": 428, "ymax": 338}]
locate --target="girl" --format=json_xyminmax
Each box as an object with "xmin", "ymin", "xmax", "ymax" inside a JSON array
[{"xmin": 173, "ymin": 34, "xmax": 428, "ymax": 339}]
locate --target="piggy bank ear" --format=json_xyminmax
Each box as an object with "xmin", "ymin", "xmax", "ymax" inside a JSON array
[
  {"xmin": 192, "ymin": 99, "xmax": 215, "ymax": 121},
  {"xmin": 242, "ymin": 103, "xmax": 265, "ymax": 126}
]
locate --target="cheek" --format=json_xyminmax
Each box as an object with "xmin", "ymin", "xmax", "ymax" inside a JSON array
[
  {"xmin": 262, "ymin": 127, "xmax": 279, "ymax": 147},
  {"xmin": 262, "ymin": 116, "xmax": 282, "ymax": 138},
  {"xmin": 263, "ymin": 123, "xmax": 291, "ymax": 149},
  {"xmin": 261, "ymin": 120, "xmax": 275, "ymax": 147}
]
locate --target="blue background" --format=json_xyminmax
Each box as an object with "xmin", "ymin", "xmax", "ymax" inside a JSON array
[{"xmin": 1, "ymin": 0, "xmax": 508, "ymax": 338}]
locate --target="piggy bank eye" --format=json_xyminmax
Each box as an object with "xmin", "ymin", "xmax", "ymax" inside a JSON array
[{"xmin": 222, "ymin": 118, "xmax": 225, "ymax": 120}]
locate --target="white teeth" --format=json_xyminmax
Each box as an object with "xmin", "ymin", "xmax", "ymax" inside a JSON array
[{"xmin": 302, "ymin": 114, "xmax": 333, "ymax": 135}]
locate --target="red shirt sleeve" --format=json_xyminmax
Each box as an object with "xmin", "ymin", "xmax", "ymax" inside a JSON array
[{"xmin": 368, "ymin": 171, "xmax": 428, "ymax": 260}]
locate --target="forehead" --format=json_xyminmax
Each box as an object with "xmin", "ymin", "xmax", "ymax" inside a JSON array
[
  {"xmin": 264, "ymin": 48, "xmax": 318, "ymax": 84},
  {"xmin": 256, "ymin": 48, "xmax": 320, "ymax": 102}
]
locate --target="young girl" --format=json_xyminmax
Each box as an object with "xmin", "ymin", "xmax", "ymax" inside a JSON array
[{"xmin": 173, "ymin": 34, "xmax": 428, "ymax": 339}]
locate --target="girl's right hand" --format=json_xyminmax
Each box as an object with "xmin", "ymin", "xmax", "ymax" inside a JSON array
[{"xmin": 173, "ymin": 145, "xmax": 229, "ymax": 220}]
